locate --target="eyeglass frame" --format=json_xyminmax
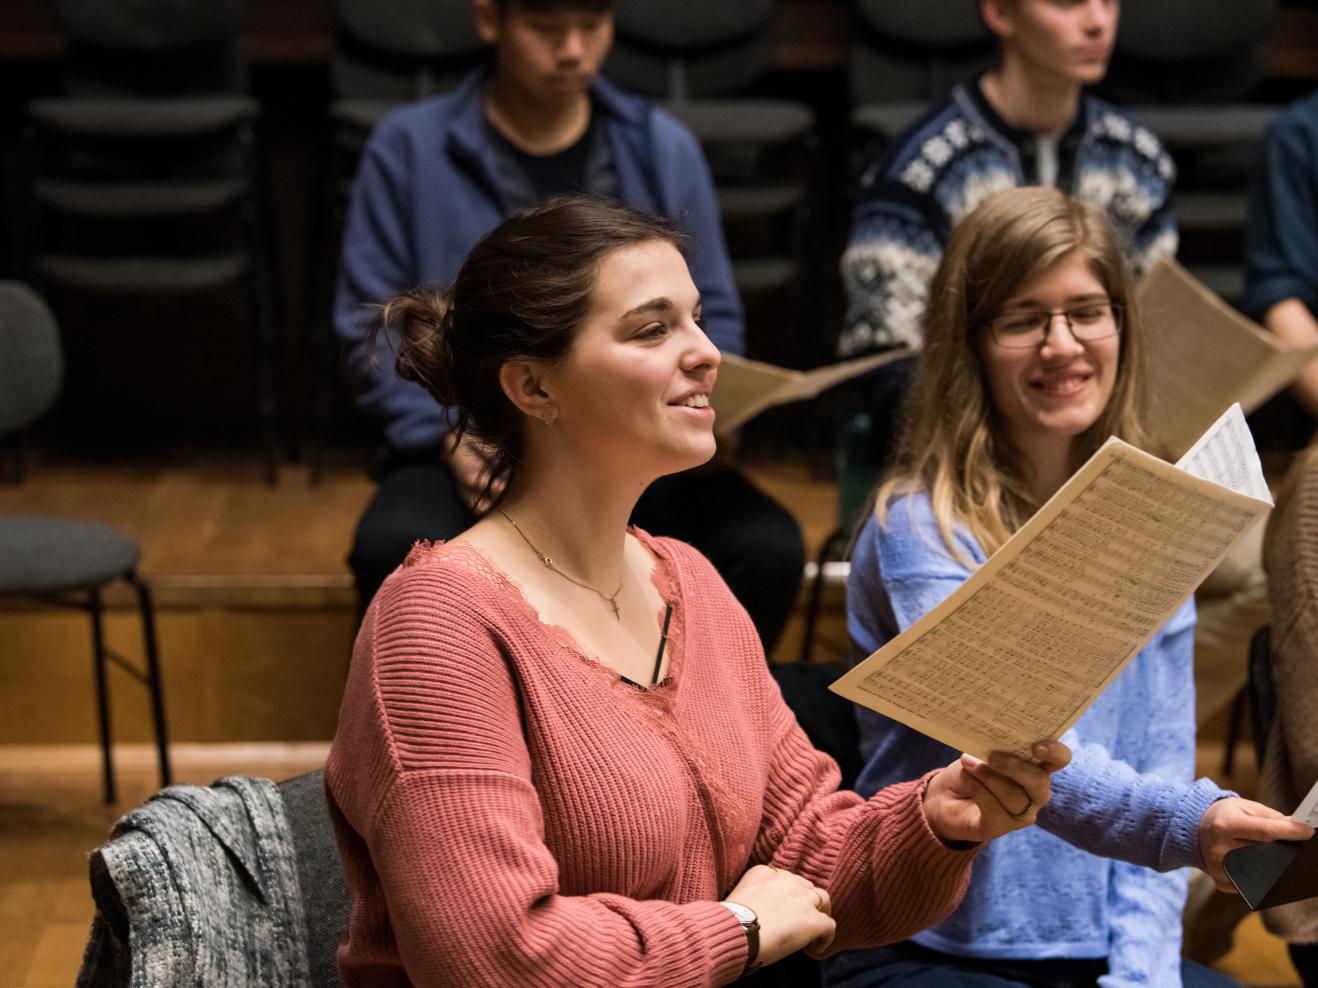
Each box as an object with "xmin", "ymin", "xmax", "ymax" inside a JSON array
[{"xmin": 983, "ymin": 300, "xmax": 1125, "ymax": 349}]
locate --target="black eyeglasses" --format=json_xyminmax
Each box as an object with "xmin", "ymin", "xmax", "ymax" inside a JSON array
[{"xmin": 985, "ymin": 301, "xmax": 1124, "ymax": 349}]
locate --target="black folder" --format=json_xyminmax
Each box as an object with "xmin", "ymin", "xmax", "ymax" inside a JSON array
[{"xmin": 1224, "ymin": 836, "xmax": 1318, "ymax": 910}]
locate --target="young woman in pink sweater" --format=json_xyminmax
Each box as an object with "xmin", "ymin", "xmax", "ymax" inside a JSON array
[{"xmin": 325, "ymin": 196, "xmax": 1070, "ymax": 987}]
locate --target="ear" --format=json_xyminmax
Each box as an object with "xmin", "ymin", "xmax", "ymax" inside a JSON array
[
  {"xmin": 979, "ymin": 0, "xmax": 1014, "ymax": 40},
  {"xmin": 498, "ymin": 358, "xmax": 554, "ymax": 421},
  {"xmin": 473, "ymin": 0, "xmax": 499, "ymax": 45}
]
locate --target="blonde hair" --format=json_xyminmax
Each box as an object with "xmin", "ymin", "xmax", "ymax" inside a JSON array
[{"xmin": 876, "ymin": 187, "xmax": 1151, "ymax": 561}]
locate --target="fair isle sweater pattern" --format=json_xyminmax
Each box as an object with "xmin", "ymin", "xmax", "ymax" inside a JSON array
[{"xmin": 839, "ymin": 81, "xmax": 1178, "ymax": 356}]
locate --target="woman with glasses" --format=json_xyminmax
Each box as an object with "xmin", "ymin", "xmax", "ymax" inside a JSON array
[{"xmin": 824, "ymin": 188, "xmax": 1312, "ymax": 988}]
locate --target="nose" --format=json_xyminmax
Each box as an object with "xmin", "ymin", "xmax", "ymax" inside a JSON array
[
  {"xmin": 1040, "ymin": 313, "xmax": 1085, "ymax": 358},
  {"xmin": 683, "ymin": 320, "xmax": 721, "ymax": 373},
  {"xmin": 1082, "ymin": 0, "xmax": 1116, "ymax": 33},
  {"xmin": 558, "ymin": 27, "xmax": 584, "ymax": 62}
]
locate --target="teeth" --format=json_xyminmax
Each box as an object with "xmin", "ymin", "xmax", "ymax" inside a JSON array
[{"xmin": 681, "ymin": 394, "xmax": 710, "ymax": 408}]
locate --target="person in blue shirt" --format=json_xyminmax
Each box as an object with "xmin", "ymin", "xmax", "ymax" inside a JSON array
[
  {"xmin": 333, "ymin": 0, "xmax": 804, "ymax": 648},
  {"xmin": 825, "ymin": 187, "xmax": 1313, "ymax": 988}
]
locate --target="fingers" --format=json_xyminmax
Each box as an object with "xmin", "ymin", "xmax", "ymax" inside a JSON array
[
  {"xmin": 1030, "ymin": 739, "xmax": 1072, "ymax": 772},
  {"xmin": 963, "ymin": 751, "xmax": 1054, "ymax": 821}
]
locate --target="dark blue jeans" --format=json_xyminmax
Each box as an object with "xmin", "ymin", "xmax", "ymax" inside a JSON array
[{"xmin": 824, "ymin": 941, "xmax": 1241, "ymax": 988}]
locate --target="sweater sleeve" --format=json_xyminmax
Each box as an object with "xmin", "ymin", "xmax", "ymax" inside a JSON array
[
  {"xmin": 330, "ymin": 565, "xmax": 748, "ymax": 988},
  {"xmin": 1244, "ymin": 97, "xmax": 1318, "ymax": 319},
  {"xmin": 752, "ymin": 700, "xmax": 976, "ymax": 955},
  {"xmin": 333, "ymin": 116, "xmax": 452, "ymax": 455},
  {"xmin": 838, "ymin": 185, "xmax": 943, "ymax": 357}
]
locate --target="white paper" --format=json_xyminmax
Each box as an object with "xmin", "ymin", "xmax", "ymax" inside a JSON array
[
  {"xmin": 1174, "ymin": 404, "xmax": 1274, "ymax": 504},
  {"xmin": 1294, "ymin": 778, "xmax": 1318, "ymax": 827}
]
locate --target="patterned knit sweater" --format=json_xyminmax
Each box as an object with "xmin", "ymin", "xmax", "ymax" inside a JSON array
[
  {"xmin": 326, "ymin": 531, "xmax": 977, "ymax": 987},
  {"xmin": 839, "ymin": 78, "xmax": 1178, "ymax": 356}
]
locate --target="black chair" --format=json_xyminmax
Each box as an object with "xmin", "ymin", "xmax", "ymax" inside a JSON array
[
  {"xmin": 607, "ymin": 1, "xmax": 823, "ymax": 371},
  {"xmin": 24, "ymin": 0, "xmax": 279, "ymax": 483},
  {"xmin": 0, "ymin": 281, "xmax": 170, "ymax": 804},
  {"xmin": 278, "ymin": 769, "xmax": 353, "ymax": 986},
  {"xmin": 1099, "ymin": 0, "xmax": 1280, "ymax": 307},
  {"xmin": 848, "ymin": 0, "xmax": 995, "ymax": 156},
  {"xmin": 1222, "ymin": 623, "xmax": 1276, "ymax": 776},
  {"xmin": 307, "ymin": 0, "xmax": 482, "ymax": 482}
]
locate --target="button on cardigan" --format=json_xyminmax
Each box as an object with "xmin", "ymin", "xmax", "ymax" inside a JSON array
[{"xmin": 326, "ymin": 531, "xmax": 976, "ymax": 986}]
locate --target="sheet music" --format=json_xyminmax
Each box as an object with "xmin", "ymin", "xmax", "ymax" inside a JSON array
[
  {"xmin": 832, "ymin": 408, "xmax": 1272, "ymax": 760},
  {"xmin": 1139, "ymin": 260, "xmax": 1318, "ymax": 458},
  {"xmin": 712, "ymin": 350, "xmax": 912, "ymax": 433},
  {"xmin": 1294, "ymin": 778, "xmax": 1318, "ymax": 827},
  {"xmin": 1175, "ymin": 404, "xmax": 1273, "ymax": 504}
]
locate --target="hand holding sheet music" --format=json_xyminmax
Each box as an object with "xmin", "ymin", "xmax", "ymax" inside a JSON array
[{"xmin": 831, "ymin": 405, "xmax": 1273, "ymax": 761}]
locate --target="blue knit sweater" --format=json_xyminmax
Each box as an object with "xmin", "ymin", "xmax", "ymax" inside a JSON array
[
  {"xmin": 840, "ymin": 79, "xmax": 1177, "ymax": 356},
  {"xmin": 832, "ymin": 494, "xmax": 1229, "ymax": 987}
]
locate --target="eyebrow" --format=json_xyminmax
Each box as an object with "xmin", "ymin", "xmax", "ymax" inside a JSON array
[
  {"xmin": 1001, "ymin": 292, "xmax": 1110, "ymax": 310},
  {"xmin": 617, "ymin": 295, "xmax": 703, "ymax": 322}
]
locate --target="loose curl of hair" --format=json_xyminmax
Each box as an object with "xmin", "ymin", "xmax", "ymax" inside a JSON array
[
  {"xmin": 371, "ymin": 196, "xmax": 683, "ymax": 509},
  {"xmin": 876, "ymin": 186, "xmax": 1152, "ymax": 561}
]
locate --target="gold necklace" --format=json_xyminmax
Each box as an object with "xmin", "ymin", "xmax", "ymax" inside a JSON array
[{"xmin": 498, "ymin": 510, "xmax": 623, "ymax": 620}]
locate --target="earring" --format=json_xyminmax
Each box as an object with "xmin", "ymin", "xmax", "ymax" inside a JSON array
[{"xmin": 540, "ymin": 406, "xmax": 558, "ymax": 425}]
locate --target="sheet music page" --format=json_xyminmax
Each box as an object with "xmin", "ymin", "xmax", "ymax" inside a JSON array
[
  {"xmin": 831, "ymin": 437, "xmax": 1271, "ymax": 760},
  {"xmin": 712, "ymin": 349, "xmax": 911, "ymax": 433},
  {"xmin": 1175, "ymin": 404, "xmax": 1273, "ymax": 504},
  {"xmin": 1293, "ymin": 778, "xmax": 1318, "ymax": 827},
  {"xmin": 1138, "ymin": 260, "xmax": 1316, "ymax": 458}
]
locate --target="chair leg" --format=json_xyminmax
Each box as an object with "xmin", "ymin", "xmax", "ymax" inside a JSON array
[
  {"xmin": 127, "ymin": 571, "xmax": 171, "ymax": 789},
  {"xmin": 88, "ymin": 586, "xmax": 116, "ymax": 804},
  {"xmin": 799, "ymin": 529, "xmax": 850, "ymax": 663},
  {"xmin": 1222, "ymin": 687, "xmax": 1246, "ymax": 777}
]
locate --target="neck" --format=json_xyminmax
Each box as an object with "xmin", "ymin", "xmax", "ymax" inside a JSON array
[
  {"xmin": 485, "ymin": 74, "xmax": 592, "ymax": 155},
  {"xmin": 1017, "ymin": 433, "xmax": 1077, "ymax": 504},
  {"xmin": 981, "ymin": 60, "xmax": 1080, "ymax": 138},
  {"xmin": 496, "ymin": 456, "xmax": 650, "ymax": 592}
]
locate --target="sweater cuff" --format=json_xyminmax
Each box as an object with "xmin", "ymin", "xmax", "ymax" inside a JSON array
[
  {"xmin": 693, "ymin": 900, "xmax": 752, "ymax": 986},
  {"xmin": 870, "ymin": 771, "xmax": 981, "ymax": 885},
  {"xmin": 1162, "ymin": 778, "xmax": 1236, "ymax": 871}
]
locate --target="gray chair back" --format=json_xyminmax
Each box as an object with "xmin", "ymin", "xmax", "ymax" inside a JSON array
[
  {"xmin": 332, "ymin": 0, "xmax": 484, "ymax": 101},
  {"xmin": 607, "ymin": 0, "xmax": 774, "ymax": 99},
  {"xmin": 0, "ymin": 282, "xmax": 63, "ymax": 437},
  {"xmin": 1103, "ymin": 0, "xmax": 1275, "ymax": 102},
  {"xmin": 54, "ymin": 0, "xmax": 246, "ymax": 95},
  {"xmin": 278, "ymin": 769, "xmax": 352, "ymax": 987},
  {"xmin": 851, "ymin": 0, "xmax": 995, "ymax": 104}
]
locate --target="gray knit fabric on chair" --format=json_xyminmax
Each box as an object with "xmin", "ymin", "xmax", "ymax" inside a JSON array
[{"xmin": 0, "ymin": 280, "xmax": 171, "ymax": 803}]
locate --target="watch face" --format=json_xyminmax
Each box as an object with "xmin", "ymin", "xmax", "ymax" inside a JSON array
[{"xmin": 723, "ymin": 901, "xmax": 757, "ymax": 925}]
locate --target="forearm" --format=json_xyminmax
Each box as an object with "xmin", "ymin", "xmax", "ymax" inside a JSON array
[{"xmin": 1264, "ymin": 299, "xmax": 1318, "ymax": 419}]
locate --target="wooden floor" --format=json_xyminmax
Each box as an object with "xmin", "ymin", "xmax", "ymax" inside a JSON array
[{"xmin": 0, "ymin": 452, "xmax": 1304, "ymax": 985}]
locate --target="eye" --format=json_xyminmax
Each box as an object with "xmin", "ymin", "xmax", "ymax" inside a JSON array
[
  {"xmin": 998, "ymin": 312, "xmax": 1043, "ymax": 334},
  {"xmin": 1069, "ymin": 305, "xmax": 1108, "ymax": 323},
  {"xmin": 635, "ymin": 322, "xmax": 667, "ymax": 341}
]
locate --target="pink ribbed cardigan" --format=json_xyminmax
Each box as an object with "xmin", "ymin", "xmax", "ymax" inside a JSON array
[{"xmin": 326, "ymin": 531, "xmax": 975, "ymax": 987}]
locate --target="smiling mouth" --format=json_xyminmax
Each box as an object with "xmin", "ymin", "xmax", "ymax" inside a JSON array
[
  {"xmin": 1032, "ymin": 374, "xmax": 1091, "ymax": 396},
  {"xmin": 672, "ymin": 394, "xmax": 710, "ymax": 408}
]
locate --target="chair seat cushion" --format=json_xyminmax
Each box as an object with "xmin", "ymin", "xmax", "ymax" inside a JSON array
[{"xmin": 0, "ymin": 515, "xmax": 140, "ymax": 593}]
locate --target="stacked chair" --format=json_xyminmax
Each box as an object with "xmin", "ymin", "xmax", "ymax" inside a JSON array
[
  {"xmin": 607, "ymin": 0, "xmax": 823, "ymax": 373},
  {"xmin": 24, "ymin": 0, "xmax": 279, "ymax": 482},
  {"xmin": 848, "ymin": 0, "xmax": 995, "ymax": 159},
  {"xmin": 307, "ymin": 0, "xmax": 483, "ymax": 481},
  {"xmin": 1100, "ymin": 0, "xmax": 1280, "ymax": 307}
]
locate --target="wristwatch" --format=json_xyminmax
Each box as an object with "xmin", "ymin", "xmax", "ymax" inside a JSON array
[{"xmin": 720, "ymin": 900, "xmax": 761, "ymax": 977}]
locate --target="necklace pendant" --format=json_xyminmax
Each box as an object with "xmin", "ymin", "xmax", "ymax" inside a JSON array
[{"xmin": 608, "ymin": 598, "xmax": 621, "ymax": 621}]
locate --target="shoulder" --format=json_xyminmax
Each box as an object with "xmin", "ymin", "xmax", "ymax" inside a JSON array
[
  {"xmin": 1080, "ymin": 95, "xmax": 1175, "ymax": 178},
  {"xmin": 855, "ymin": 490, "xmax": 983, "ymax": 580}
]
